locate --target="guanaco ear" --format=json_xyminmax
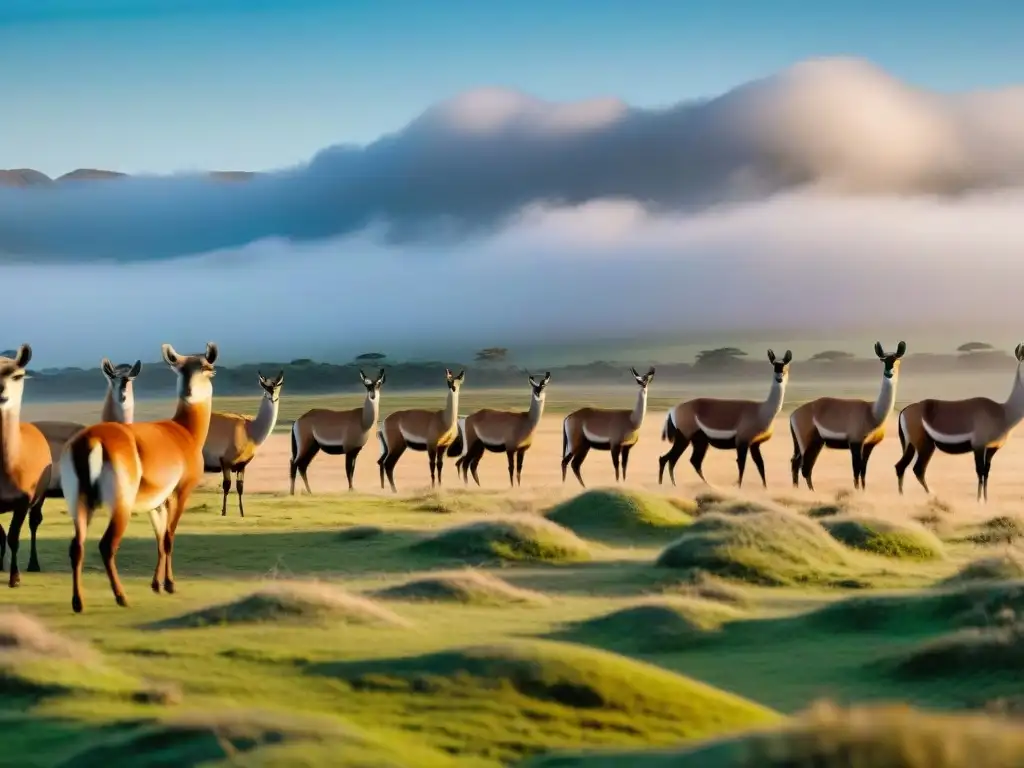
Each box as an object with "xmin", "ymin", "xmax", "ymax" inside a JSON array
[
  {"xmin": 161, "ymin": 343, "xmax": 181, "ymax": 367},
  {"xmin": 274, "ymin": 370, "xmax": 284, "ymax": 386},
  {"xmin": 13, "ymin": 343, "xmax": 31, "ymax": 369},
  {"xmin": 204, "ymin": 342, "xmax": 219, "ymax": 365},
  {"xmin": 543, "ymin": 371, "xmax": 551, "ymax": 384},
  {"xmin": 455, "ymin": 369, "xmax": 465, "ymax": 381},
  {"xmin": 646, "ymin": 366, "xmax": 655, "ymax": 378},
  {"xmin": 630, "ymin": 366, "xmax": 640, "ymax": 379},
  {"xmin": 1016, "ymin": 344, "xmax": 1024, "ymax": 362},
  {"xmin": 359, "ymin": 369, "xmax": 369, "ymax": 383},
  {"xmin": 128, "ymin": 360, "xmax": 142, "ymax": 379},
  {"xmin": 376, "ymin": 370, "xmax": 386, "ymax": 387},
  {"xmin": 874, "ymin": 341, "xmax": 885, "ymax": 359},
  {"xmin": 767, "ymin": 349, "xmax": 776, "ymax": 364},
  {"xmin": 101, "ymin": 357, "xmax": 116, "ymax": 379},
  {"xmin": 895, "ymin": 341, "xmax": 907, "ymax": 359},
  {"xmin": 782, "ymin": 350, "xmax": 793, "ymax": 364},
  {"xmin": 258, "ymin": 370, "xmax": 267, "ymax": 385},
  {"xmin": 528, "ymin": 375, "xmax": 538, "ymax": 387}
]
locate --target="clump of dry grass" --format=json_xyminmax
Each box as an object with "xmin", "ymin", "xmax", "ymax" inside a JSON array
[
  {"xmin": 0, "ymin": 611, "xmax": 95, "ymax": 663},
  {"xmin": 148, "ymin": 582, "xmax": 410, "ymax": 630},
  {"xmin": 372, "ymin": 569, "xmax": 549, "ymax": 606},
  {"xmin": 821, "ymin": 515, "xmax": 945, "ymax": 560},
  {"xmin": 545, "ymin": 488, "xmax": 693, "ymax": 542},
  {"xmin": 412, "ymin": 514, "xmax": 592, "ymax": 564},
  {"xmin": 966, "ymin": 516, "xmax": 1024, "ymax": 546}
]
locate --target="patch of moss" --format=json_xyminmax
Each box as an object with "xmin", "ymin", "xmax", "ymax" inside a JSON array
[{"xmin": 372, "ymin": 569, "xmax": 549, "ymax": 606}]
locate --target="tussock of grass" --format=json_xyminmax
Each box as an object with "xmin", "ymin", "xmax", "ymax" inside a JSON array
[
  {"xmin": 0, "ymin": 612, "xmax": 169, "ymax": 703},
  {"xmin": 966, "ymin": 516, "xmax": 1024, "ymax": 545},
  {"xmin": 941, "ymin": 552, "xmax": 1024, "ymax": 585},
  {"xmin": 556, "ymin": 597, "xmax": 743, "ymax": 652},
  {"xmin": 412, "ymin": 514, "xmax": 592, "ymax": 564},
  {"xmin": 0, "ymin": 611, "xmax": 94, "ymax": 663},
  {"xmin": 148, "ymin": 582, "xmax": 409, "ymax": 630},
  {"xmin": 372, "ymin": 569, "xmax": 549, "ymax": 606},
  {"xmin": 655, "ymin": 510, "xmax": 854, "ymax": 586},
  {"xmin": 523, "ymin": 701, "xmax": 1024, "ymax": 767},
  {"xmin": 656, "ymin": 569, "xmax": 750, "ymax": 607},
  {"xmin": 545, "ymin": 489, "xmax": 693, "ymax": 542},
  {"xmin": 821, "ymin": 515, "xmax": 945, "ymax": 560},
  {"xmin": 893, "ymin": 623, "xmax": 1024, "ymax": 679},
  {"xmin": 312, "ymin": 639, "xmax": 779, "ymax": 755},
  {"xmin": 60, "ymin": 708, "xmax": 455, "ymax": 768}
]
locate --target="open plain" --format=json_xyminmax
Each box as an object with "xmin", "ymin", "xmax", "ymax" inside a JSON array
[{"xmin": 6, "ymin": 383, "xmax": 1024, "ymax": 767}]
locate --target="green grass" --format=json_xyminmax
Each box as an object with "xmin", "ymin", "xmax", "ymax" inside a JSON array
[{"xmin": 5, "ymin": 487, "xmax": 1024, "ymax": 766}]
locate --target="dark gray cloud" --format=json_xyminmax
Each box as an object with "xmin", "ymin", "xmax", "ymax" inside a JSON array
[{"xmin": 3, "ymin": 57, "xmax": 1024, "ymax": 263}]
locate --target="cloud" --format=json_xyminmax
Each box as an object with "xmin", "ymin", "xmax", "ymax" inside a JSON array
[
  {"xmin": 3, "ymin": 56, "xmax": 1024, "ymax": 263},
  {"xmin": 7, "ymin": 191, "xmax": 1024, "ymax": 369}
]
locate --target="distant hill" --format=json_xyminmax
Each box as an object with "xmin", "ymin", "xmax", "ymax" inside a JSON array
[
  {"xmin": 0, "ymin": 168, "xmax": 259, "ymax": 187},
  {"xmin": 8, "ymin": 350, "xmax": 1016, "ymax": 403}
]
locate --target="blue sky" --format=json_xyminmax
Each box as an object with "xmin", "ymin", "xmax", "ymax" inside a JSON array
[{"xmin": 2, "ymin": 0, "xmax": 1022, "ymax": 176}]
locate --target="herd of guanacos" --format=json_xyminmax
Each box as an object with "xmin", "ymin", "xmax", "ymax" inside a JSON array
[{"xmin": 0, "ymin": 339, "xmax": 1020, "ymax": 612}]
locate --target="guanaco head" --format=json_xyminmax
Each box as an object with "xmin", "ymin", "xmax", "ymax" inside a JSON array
[
  {"xmin": 101, "ymin": 358, "xmax": 142, "ymax": 404},
  {"xmin": 874, "ymin": 341, "xmax": 907, "ymax": 380},
  {"xmin": 257, "ymin": 370, "xmax": 285, "ymax": 402},
  {"xmin": 0, "ymin": 344, "xmax": 32, "ymax": 412},
  {"xmin": 162, "ymin": 342, "xmax": 218, "ymax": 404},
  {"xmin": 529, "ymin": 372, "xmax": 551, "ymax": 400},
  {"xmin": 766, "ymin": 349, "xmax": 793, "ymax": 384},
  {"xmin": 445, "ymin": 368, "xmax": 466, "ymax": 393},
  {"xmin": 360, "ymin": 368, "xmax": 386, "ymax": 401},
  {"xmin": 630, "ymin": 366, "xmax": 656, "ymax": 389}
]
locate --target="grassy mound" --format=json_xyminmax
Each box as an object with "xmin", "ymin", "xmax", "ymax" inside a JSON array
[
  {"xmin": 556, "ymin": 598, "xmax": 743, "ymax": 652},
  {"xmin": 311, "ymin": 639, "xmax": 779, "ymax": 757},
  {"xmin": 657, "ymin": 569, "xmax": 750, "ymax": 607},
  {"xmin": 522, "ymin": 701, "xmax": 1024, "ymax": 767},
  {"xmin": 148, "ymin": 582, "xmax": 409, "ymax": 630},
  {"xmin": 801, "ymin": 580, "xmax": 1024, "ymax": 634},
  {"xmin": 372, "ymin": 569, "xmax": 549, "ymax": 606},
  {"xmin": 820, "ymin": 515, "xmax": 944, "ymax": 560},
  {"xmin": 545, "ymin": 489, "xmax": 693, "ymax": 542},
  {"xmin": 59, "ymin": 708, "xmax": 456, "ymax": 768},
  {"xmin": 893, "ymin": 623, "xmax": 1024, "ymax": 679},
  {"xmin": 0, "ymin": 611, "xmax": 168, "ymax": 703},
  {"xmin": 412, "ymin": 514, "xmax": 592, "ymax": 564},
  {"xmin": 655, "ymin": 510, "xmax": 854, "ymax": 586},
  {"xmin": 941, "ymin": 552, "xmax": 1024, "ymax": 585}
]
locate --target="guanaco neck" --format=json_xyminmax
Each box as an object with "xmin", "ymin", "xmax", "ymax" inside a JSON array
[
  {"xmin": 246, "ymin": 393, "xmax": 280, "ymax": 447},
  {"xmin": 757, "ymin": 375, "xmax": 788, "ymax": 426},
  {"xmin": 101, "ymin": 384, "xmax": 133, "ymax": 424},
  {"xmin": 1003, "ymin": 365, "xmax": 1024, "ymax": 428},
  {"xmin": 0, "ymin": 407, "xmax": 22, "ymax": 479},
  {"xmin": 442, "ymin": 387, "xmax": 460, "ymax": 432},
  {"xmin": 172, "ymin": 398, "xmax": 214, "ymax": 448},
  {"xmin": 361, "ymin": 391, "xmax": 380, "ymax": 432},
  {"xmin": 871, "ymin": 370, "xmax": 899, "ymax": 426},
  {"xmin": 526, "ymin": 391, "xmax": 546, "ymax": 431},
  {"xmin": 629, "ymin": 386, "xmax": 648, "ymax": 430}
]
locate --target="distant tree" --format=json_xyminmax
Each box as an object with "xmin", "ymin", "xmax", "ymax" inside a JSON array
[
  {"xmin": 809, "ymin": 350, "xmax": 855, "ymax": 363},
  {"xmin": 289, "ymin": 358, "xmax": 315, "ymax": 366},
  {"xmin": 475, "ymin": 347, "xmax": 509, "ymax": 363},
  {"xmin": 0, "ymin": 350, "xmax": 14, "ymax": 358},
  {"xmin": 694, "ymin": 347, "xmax": 747, "ymax": 368},
  {"xmin": 957, "ymin": 342, "xmax": 994, "ymax": 354},
  {"xmin": 355, "ymin": 352, "xmax": 387, "ymax": 361}
]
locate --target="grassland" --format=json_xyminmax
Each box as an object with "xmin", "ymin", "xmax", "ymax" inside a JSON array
[{"xmin": 5, "ymin": 478, "xmax": 1024, "ymax": 767}]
